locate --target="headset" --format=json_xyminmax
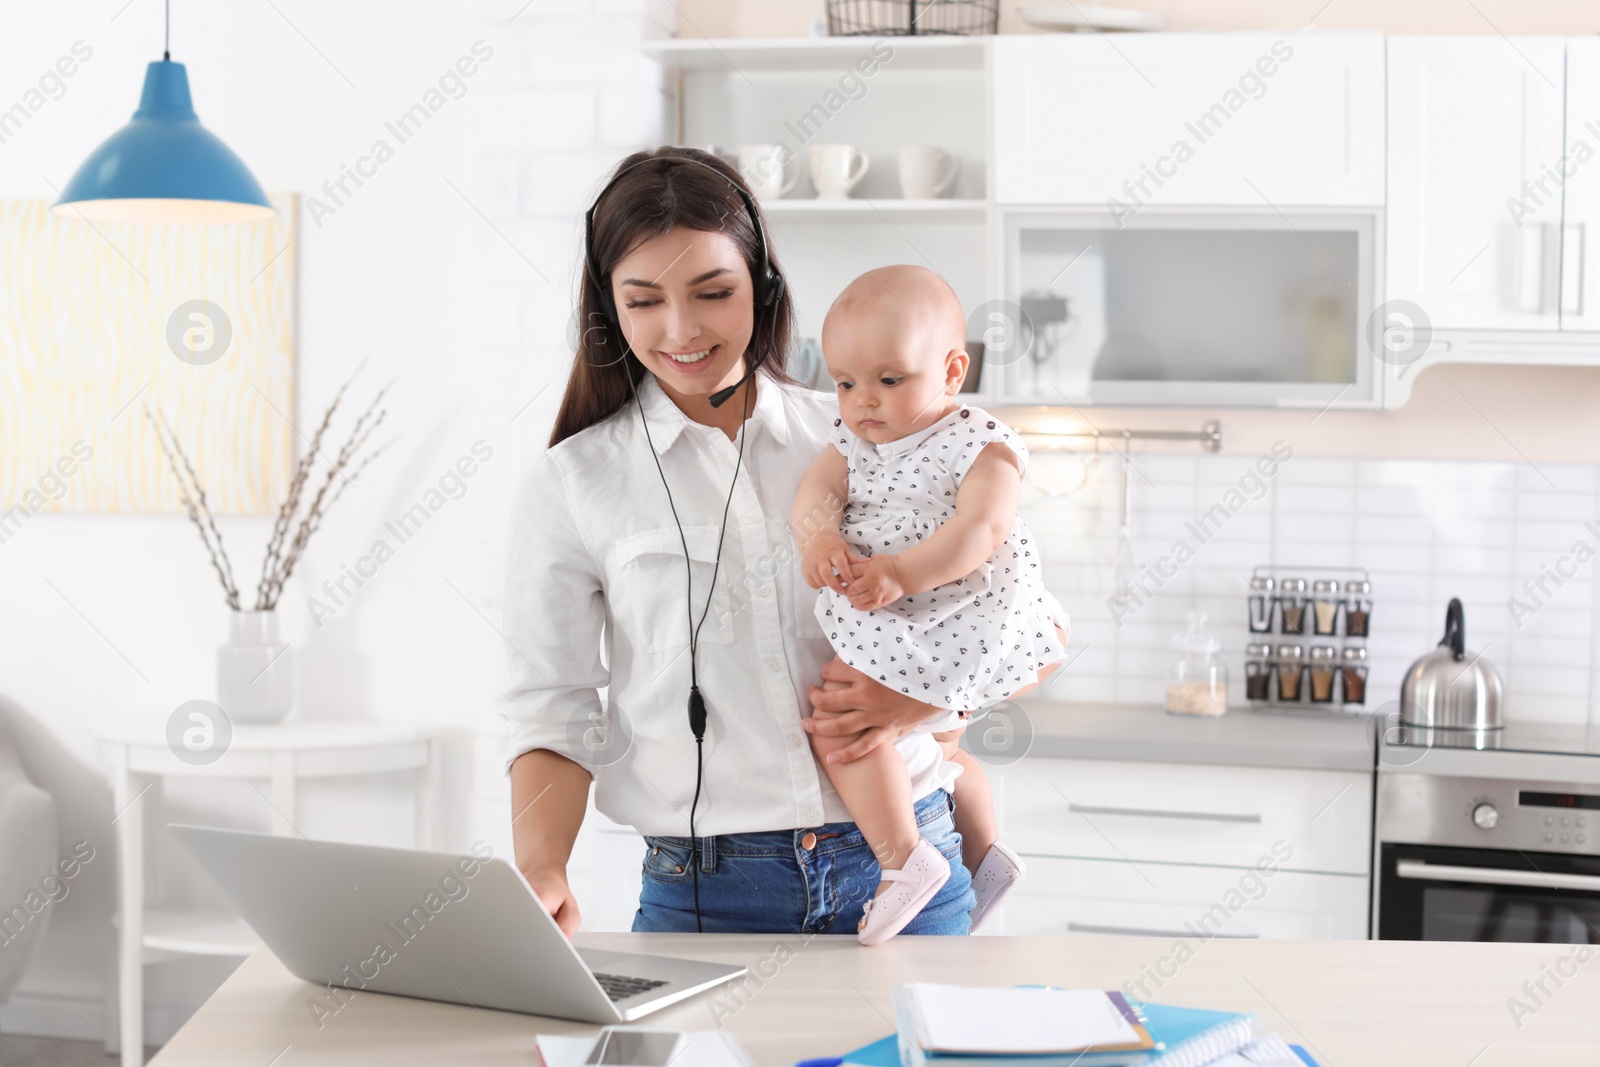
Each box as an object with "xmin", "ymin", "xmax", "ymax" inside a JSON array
[{"xmin": 582, "ymin": 151, "xmax": 786, "ymax": 931}]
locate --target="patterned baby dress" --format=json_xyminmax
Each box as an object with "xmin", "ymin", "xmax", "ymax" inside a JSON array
[{"xmin": 813, "ymin": 404, "xmax": 1068, "ymax": 711}]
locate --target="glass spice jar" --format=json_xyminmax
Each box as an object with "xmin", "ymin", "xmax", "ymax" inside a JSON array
[
  {"xmin": 1245, "ymin": 643, "xmax": 1273, "ymax": 702},
  {"xmin": 1312, "ymin": 579, "xmax": 1341, "ymax": 636},
  {"xmin": 1344, "ymin": 580, "xmax": 1372, "ymax": 638},
  {"xmin": 1340, "ymin": 646, "xmax": 1369, "ymax": 705},
  {"xmin": 1308, "ymin": 645, "xmax": 1338, "ymax": 703},
  {"xmin": 1275, "ymin": 643, "xmax": 1306, "ymax": 702},
  {"xmin": 1248, "ymin": 576, "xmax": 1276, "ymax": 633},
  {"xmin": 1278, "ymin": 578, "xmax": 1308, "ymax": 635}
]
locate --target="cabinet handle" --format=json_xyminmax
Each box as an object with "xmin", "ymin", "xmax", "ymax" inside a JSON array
[
  {"xmin": 1395, "ymin": 860, "xmax": 1600, "ymax": 893},
  {"xmin": 1066, "ymin": 921, "xmax": 1258, "ymax": 939},
  {"xmin": 1068, "ymin": 802, "xmax": 1262, "ymax": 825},
  {"xmin": 1562, "ymin": 222, "xmax": 1586, "ymax": 317}
]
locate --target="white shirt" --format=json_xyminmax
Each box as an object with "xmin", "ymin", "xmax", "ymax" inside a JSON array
[{"xmin": 501, "ymin": 372, "xmax": 1066, "ymax": 837}]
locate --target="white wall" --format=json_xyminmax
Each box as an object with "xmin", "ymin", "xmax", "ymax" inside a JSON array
[{"xmin": 0, "ymin": 0, "xmax": 662, "ymax": 1044}]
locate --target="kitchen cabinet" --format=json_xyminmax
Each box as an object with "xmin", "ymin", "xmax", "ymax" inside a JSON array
[
  {"xmin": 992, "ymin": 33, "xmax": 1384, "ymax": 207},
  {"xmin": 991, "ymin": 756, "xmax": 1371, "ymax": 938},
  {"xmin": 1564, "ymin": 38, "xmax": 1600, "ymax": 332},
  {"xmin": 1386, "ymin": 37, "xmax": 1567, "ymax": 331}
]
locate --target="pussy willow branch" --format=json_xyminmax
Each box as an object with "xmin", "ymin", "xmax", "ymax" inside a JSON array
[
  {"xmin": 146, "ymin": 407, "xmax": 241, "ymax": 610},
  {"xmin": 254, "ymin": 377, "xmax": 350, "ymax": 610},
  {"xmin": 257, "ymin": 384, "xmax": 392, "ymax": 610}
]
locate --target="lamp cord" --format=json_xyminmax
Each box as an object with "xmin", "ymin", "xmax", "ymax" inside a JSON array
[{"xmin": 164, "ymin": 0, "xmax": 171, "ymax": 60}]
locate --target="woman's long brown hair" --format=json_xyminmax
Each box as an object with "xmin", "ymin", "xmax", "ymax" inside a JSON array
[{"xmin": 548, "ymin": 146, "xmax": 802, "ymax": 449}]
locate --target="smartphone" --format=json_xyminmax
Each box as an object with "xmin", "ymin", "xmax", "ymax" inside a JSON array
[{"xmin": 584, "ymin": 1027, "xmax": 686, "ymax": 1066}]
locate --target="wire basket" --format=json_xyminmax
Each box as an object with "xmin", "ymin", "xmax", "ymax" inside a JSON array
[{"xmin": 826, "ymin": 0, "xmax": 999, "ymax": 36}]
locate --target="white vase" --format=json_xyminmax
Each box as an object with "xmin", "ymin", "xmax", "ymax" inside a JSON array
[{"xmin": 217, "ymin": 610, "xmax": 293, "ymax": 723}]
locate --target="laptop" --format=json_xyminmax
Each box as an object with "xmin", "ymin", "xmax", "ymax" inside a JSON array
[{"xmin": 170, "ymin": 823, "xmax": 747, "ymax": 1023}]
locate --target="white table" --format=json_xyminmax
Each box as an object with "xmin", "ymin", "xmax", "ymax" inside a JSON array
[
  {"xmin": 95, "ymin": 718, "xmax": 443, "ymax": 1067},
  {"xmin": 147, "ymin": 932, "xmax": 1600, "ymax": 1066}
]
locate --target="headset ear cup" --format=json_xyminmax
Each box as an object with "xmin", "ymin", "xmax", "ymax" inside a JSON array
[{"xmin": 765, "ymin": 271, "xmax": 785, "ymax": 308}]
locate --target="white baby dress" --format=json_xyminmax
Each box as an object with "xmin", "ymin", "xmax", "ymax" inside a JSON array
[{"xmin": 813, "ymin": 404, "xmax": 1069, "ymax": 712}]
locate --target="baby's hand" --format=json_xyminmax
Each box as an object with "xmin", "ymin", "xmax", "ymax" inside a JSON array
[
  {"xmin": 802, "ymin": 535, "xmax": 860, "ymax": 596},
  {"xmin": 846, "ymin": 555, "xmax": 905, "ymax": 611}
]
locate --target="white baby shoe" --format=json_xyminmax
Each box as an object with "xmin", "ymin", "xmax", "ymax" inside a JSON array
[
  {"xmin": 856, "ymin": 839, "xmax": 951, "ymax": 946},
  {"xmin": 968, "ymin": 841, "xmax": 1027, "ymax": 933}
]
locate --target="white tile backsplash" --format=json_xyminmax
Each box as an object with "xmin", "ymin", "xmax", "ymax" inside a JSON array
[{"xmin": 1025, "ymin": 455, "xmax": 1600, "ymax": 725}]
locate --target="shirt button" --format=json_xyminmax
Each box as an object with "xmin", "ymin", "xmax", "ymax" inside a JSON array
[
  {"xmin": 789, "ymin": 734, "xmax": 803, "ymax": 748},
  {"xmin": 807, "ymin": 808, "xmax": 820, "ymax": 822},
  {"xmin": 768, "ymin": 658, "xmax": 783, "ymax": 673}
]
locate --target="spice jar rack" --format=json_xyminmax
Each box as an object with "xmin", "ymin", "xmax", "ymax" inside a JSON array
[{"xmin": 1244, "ymin": 565, "xmax": 1372, "ymax": 715}]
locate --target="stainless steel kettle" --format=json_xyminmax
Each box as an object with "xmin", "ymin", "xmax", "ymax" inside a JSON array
[{"xmin": 1399, "ymin": 598, "xmax": 1503, "ymax": 730}]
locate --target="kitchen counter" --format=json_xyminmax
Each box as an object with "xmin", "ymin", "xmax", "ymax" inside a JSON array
[
  {"xmin": 1016, "ymin": 699, "xmax": 1378, "ymax": 773},
  {"xmin": 151, "ymin": 935, "xmax": 1599, "ymax": 1066}
]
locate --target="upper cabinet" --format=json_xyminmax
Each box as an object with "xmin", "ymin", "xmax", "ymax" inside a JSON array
[
  {"xmin": 1386, "ymin": 37, "xmax": 1568, "ymax": 331},
  {"xmin": 1563, "ymin": 38, "xmax": 1600, "ymax": 332},
  {"xmin": 991, "ymin": 33, "xmax": 1385, "ymax": 207}
]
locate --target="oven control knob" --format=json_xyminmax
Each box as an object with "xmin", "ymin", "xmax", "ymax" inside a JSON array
[{"xmin": 1472, "ymin": 803, "xmax": 1500, "ymax": 830}]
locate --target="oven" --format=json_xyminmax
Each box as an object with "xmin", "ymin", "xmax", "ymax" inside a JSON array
[{"xmin": 1375, "ymin": 769, "xmax": 1600, "ymax": 943}]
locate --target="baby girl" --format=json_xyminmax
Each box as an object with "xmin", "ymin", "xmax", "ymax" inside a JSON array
[{"xmin": 790, "ymin": 265, "xmax": 1069, "ymax": 945}]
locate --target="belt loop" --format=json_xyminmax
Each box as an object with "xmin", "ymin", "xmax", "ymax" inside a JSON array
[{"xmin": 698, "ymin": 833, "xmax": 716, "ymax": 873}]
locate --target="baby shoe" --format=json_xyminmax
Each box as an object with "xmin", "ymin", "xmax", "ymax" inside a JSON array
[
  {"xmin": 968, "ymin": 841, "xmax": 1027, "ymax": 933},
  {"xmin": 856, "ymin": 839, "xmax": 951, "ymax": 946}
]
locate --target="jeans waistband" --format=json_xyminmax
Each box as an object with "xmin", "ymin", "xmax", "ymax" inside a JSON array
[{"xmin": 644, "ymin": 788, "xmax": 953, "ymax": 860}]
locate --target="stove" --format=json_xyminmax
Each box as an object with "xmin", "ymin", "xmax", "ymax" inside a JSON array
[{"xmin": 1374, "ymin": 713, "xmax": 1600, "ymax": 944}]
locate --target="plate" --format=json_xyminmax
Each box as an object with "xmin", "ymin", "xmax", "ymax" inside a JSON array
[{"xmin": 1017, "ymin": 4, "xmax": 1166, "ymax": 32}]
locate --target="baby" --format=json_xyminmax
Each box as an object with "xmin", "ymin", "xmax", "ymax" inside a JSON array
[{"xmin": 790, "ymin": 265, "xmax": 1069, "ymax": 945}]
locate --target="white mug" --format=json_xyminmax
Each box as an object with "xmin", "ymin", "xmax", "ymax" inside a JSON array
[
  {"xmin": 738, "ymin": 144, "xmax": 798, "ymax": 200},
  {"xmin": 899, "ymin": 146, "xmax": 961, "ymax": 199},
  {"xmin": 809, "ymin": 144, "xmax": 870, "ymax": 199}
]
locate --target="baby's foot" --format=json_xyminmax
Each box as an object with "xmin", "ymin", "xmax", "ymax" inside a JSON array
[
  {"xmin": 968, "ymin": 841, "xmax": 1027, "ymax": 933},
  {"xmin": 857, "ymin": 839, "xmax": 951, "ymax": 946}
]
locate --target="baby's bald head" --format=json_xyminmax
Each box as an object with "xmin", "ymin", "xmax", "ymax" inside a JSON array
[{"xmin": 823, "ymin": 265, "xmax": 967, "ymax": 361}]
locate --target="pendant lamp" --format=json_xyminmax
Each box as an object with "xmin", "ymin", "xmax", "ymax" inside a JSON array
[{"xmin": 52, "ymin": 0, "xmax": 272, "ymax": 223}]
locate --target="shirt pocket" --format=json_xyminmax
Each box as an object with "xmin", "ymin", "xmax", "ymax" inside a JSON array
[{"xmin": 606, "ymin": 526, "xmax": 736, "ymax": 655}]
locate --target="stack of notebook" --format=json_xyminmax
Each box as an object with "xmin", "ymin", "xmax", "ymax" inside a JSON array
[{"xmin": 839, "ymin": 984, "xmax": 1321, "ymax": 1067}]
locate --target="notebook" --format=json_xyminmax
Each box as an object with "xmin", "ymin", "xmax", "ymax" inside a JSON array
[
  {"xmin": 842, "ymin": 1033, "xmax": 1320, "ymax": 1067},
  {"xmin": 893, "ymin": 984, "xmax": 1156, "ymax": 1061},
  {"xmin": 1135, "ymin": 1002, "xmax": 1259, "ymax": 1067}
]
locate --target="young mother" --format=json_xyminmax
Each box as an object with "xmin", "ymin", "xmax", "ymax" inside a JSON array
[{"xmin": 504, "ymin": 145, "xmax": 1068, "ymax": 936}]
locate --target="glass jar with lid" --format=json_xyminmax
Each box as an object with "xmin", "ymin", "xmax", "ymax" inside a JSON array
[
  {"xmin": 1248, "ymin": 576, "xmax": 1276, "ymax": 633},
  {"xmin": 1245, "ymin": 643, "xmax": 1273, "ymax": 702},
  {"xmin": 1308, "ymin": 645, "xmax": 1338, "ymax": 703},
  {"xmin": 1167, "ymin": 611, "xmax": 1228, "ymax": 716},
  {"xmin": 1344, "ymin": 580, "xmax": 1372, "ymax": 638},
  {"xmin": 1340, "ymin": 646, "xmax": 1369, "ymax": 705},
  {"xmin": 1311, "ymin": 579, "xmax": 1341, "ymax": 636},
  {"xmin": 1278, "ymin": 578, "xmax": 1308, "ymax": 635},
  {"xmin": 1275, "ymin": 643, "xmax": 1306, "ymax": 702}
]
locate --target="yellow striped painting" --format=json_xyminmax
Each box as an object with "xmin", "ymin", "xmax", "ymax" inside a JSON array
[{"xmin": 0, "ymin": 192, "xmax": 296, "ymax": 515}]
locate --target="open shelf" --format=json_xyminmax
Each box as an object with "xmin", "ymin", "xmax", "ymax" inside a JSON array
[
  {"xmin": 761, "ymin": 198, "xmax": 988, "ymax": 222},
  {"xmin": 643, "ymin": 35, "xmax": 988, "ymax": 72}
]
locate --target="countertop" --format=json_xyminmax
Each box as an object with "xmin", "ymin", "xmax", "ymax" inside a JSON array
[
  {"xmin": 150, "ymin": 935, "xmax": 1600, "ymax": 1067},
  {"xmin": 1014, "ymin": 699, "xmax": 1378, "ymax": 773}
]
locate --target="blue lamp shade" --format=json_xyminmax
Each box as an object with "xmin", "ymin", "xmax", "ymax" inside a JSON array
[{"xmin": 52, "ymin": 60, "xmax": 273, "ymax": 224}]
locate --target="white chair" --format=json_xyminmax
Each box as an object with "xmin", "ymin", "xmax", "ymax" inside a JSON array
[{"xmin": 0, "ymin": 705, "xmax": 59, "ymax": 1063}]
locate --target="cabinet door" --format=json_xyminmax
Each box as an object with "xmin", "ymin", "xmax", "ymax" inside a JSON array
[
  {"xmin": 1564, "ymin": 38, "xmax": 1600, "ymax": 330},
  {"xmin": 1003, "ymin": 856, "xmax": 1368, "ymax": 940},
  {"xmin": 992, "ymin": 33, "xmax": 1384, "ymax": 206},
  {"xmin": 1387, "ymin": 37, "xmax": 1567, "ymax": 330}
]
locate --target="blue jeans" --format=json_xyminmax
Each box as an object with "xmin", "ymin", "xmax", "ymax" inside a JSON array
[{"xmin": 633, "ymin": 789, "xmax": 973, "ymax": 935}]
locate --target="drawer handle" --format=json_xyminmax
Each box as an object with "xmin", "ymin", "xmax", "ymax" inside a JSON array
[
  {"xmin": 1069, "ymin": 803, "xmax": 1263, "ymax": 825},
  {"xmin": 1066, "ymin": 921, "xmax": 1258, "ymax": 939},
  {"xmin": 1395, "ymin": 860, "xmax": 1600, "ymax": 893}
]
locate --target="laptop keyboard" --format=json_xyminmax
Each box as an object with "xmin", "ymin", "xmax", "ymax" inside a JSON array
[{"xmin": 593, "ymin": 971, "xmax": 670, "ymax": 1002}]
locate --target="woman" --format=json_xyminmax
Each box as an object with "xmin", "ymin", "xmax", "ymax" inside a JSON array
[{"xmin": 503, "ymin": 146, "xmax": 1068, "ymax": 936}]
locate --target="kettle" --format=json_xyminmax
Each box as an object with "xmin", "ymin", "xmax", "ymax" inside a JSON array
[{"xmin": 1399, "ymin": 598, "xmax": 1503, "ymax": 730}]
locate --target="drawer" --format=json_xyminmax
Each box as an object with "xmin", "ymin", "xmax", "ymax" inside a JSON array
[
  {"xmin": 1001, "ymin": 856, "xmax": 1368, "ymax": 940},
  {"xmin": 996, "ymin": 758, "xmax": 1370, "ymax": 875}
]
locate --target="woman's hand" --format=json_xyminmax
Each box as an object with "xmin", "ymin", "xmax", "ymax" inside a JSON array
[
  {"xmin": 802, "ymin": 533, "xmax": 862, "ymax": 595},
  {"xmin": 523, "ymin": 867, "xmax": 582, "ymax": 938},
  {"xmin": 802, "ymin": 657, "xmax": 945, "ymax": 764}
]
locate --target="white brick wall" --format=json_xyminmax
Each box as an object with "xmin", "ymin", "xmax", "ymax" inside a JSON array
[{"xmin": 469, "ymin": 0, "xmax": 666, "ymax": 846}]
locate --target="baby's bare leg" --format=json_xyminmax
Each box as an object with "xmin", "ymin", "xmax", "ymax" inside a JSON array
[
  {"xmin": 809, "ymin": 715, "xmax": 920, "ymax": 889},
  {"xmin": 934, "ymin": 728, "xmax": 996, "ymax": 874}
]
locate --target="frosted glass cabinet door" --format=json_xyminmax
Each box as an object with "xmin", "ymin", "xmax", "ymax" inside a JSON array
[
  {"xmin": 991, "ymin": 33, "xmax": 1384, "ymax": 207},
  {"xmin": 1387, "ymin": 37, "xmax": 1567, "ymax": 331},
  {"xmin": 1564, "ymin": 38, "xmax": 1600, "ymax": 332}
]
